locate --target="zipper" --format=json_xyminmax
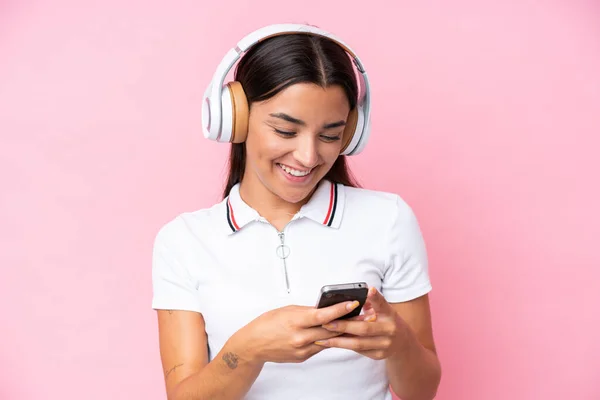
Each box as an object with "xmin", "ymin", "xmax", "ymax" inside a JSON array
[
  {"xmin": 258, "ymin": 215, "xmax": 300, "ymax": 294},
  {"xmin": 277, "ymin": 231, "xmax": 291, "ymax": 294}
]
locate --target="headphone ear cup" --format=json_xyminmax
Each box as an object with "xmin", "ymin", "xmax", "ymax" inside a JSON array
[
  {"xmin": 341, "ymin": 105, "xmax": 368, "ymax": 155},
  {"xmin": 219, "ymin": 84, "xmax": 234, "ymax": 143},
  {"xmin": 227, "ymin": 81, "xmax": 249, "ymax": 143},
  {"xmin": 217, "ymin": 82, "xmax": 249, "ymax": 143},
  {"xmin": 340, "ymin": 108, "xmax": 358, "ymax": 154},
  {"xmin": 350, "ymin": 107, "xmax": 370, "ymax": 155},
  {"xmin": 202, "ymin": 84, "xmax": 216, "ymax": 141}
]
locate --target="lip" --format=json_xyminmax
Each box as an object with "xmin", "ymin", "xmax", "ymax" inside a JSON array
[
  {"xmin": 278, "ymin": 163, "xmax": 312, "ymax": 173},
  {"xmin": 277, "ymin": 163, "xmax": 314, "ymax": 184}
]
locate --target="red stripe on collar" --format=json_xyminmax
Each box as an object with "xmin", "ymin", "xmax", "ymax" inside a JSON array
[
  {"xmin": 227, "ymin": 197, "xmax": 240, "ymax": 232},
  {"xmin": 322, "ymin": 182, "xmax": 337, "ymax": 226}
]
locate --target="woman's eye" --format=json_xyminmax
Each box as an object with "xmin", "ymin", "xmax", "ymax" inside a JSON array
[
  {"xmin": 274, "ymin": 129, "xmax": 295, "ymax": 137},
  {"xmin": 273, "ymin": 129, "xmax": 341, "ymax": 141},
  {"xmin": 321, "ymin": 135, "xmax": 341, "ymax": 142}
]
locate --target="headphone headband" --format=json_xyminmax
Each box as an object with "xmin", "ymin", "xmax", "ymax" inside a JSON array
[{"xmin": 202, "ymin": 23, "xmax": 371, "ymax": 155}]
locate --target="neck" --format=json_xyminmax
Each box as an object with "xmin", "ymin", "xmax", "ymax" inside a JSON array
[{"xmin": 238, "ymin": 174, "xmax": 309, "ymax": 231}]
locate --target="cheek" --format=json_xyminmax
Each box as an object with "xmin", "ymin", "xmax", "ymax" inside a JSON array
[
  {"xmin": 321, "ymin": 144, "xmax": 342, "ymax": 165},
  {"xmin": 262, "ymin": 137, "xmax": 287, "ymax": 157},
  {"xmin": 246, "ymin": 128, "xmax": 285, "ymax": 162},
  {"xmin": 245, "ymin": 124, "xmax": 267, "ymax": 155},
  {"xmin": 245, "ymin": 116, "xmax": 265, "ymax": 156}
]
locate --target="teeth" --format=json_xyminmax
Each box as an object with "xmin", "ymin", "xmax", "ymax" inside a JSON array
[{"xmin": 279, "ymin": 164, "xmax": 311, "ymax": 177}]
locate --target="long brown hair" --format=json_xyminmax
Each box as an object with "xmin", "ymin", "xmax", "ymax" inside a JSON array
[{"xmin": 222, "ymin": 33, "xmax": 362, "ymax": 199}]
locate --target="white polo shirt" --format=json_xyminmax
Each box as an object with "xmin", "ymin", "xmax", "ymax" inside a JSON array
[{"xmin": 152, "ymin": 179, "xmax": 432, "ymax": 400}]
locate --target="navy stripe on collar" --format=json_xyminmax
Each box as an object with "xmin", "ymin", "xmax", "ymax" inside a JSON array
[{"xmin": 226, "ymin": 198, "xmax": 240, "ymax": 233}]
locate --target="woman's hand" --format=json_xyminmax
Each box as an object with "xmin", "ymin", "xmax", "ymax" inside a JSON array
[
  {"xmin": 232, "ymin": 300, "xmax": 361, "ymax": 365},
  {"xmin": 315, "ymin": 287, "xmax": 410, "ymax": 360}
]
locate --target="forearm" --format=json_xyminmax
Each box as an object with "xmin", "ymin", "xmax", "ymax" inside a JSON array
[
  {"xmin": 386, "ymin": 327, "xmax": 441, "ymax": 400},
  {"xmin": 169, "ymin": 338, "xmax": 264, "ymax": 400}
]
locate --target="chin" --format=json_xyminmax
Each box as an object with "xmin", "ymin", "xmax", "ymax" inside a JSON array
[
  {"xmin": 275, "ymin": 188, "xmax": 314, "ymax": 204},
  {"xmin": 270, "ymin": 166, "xmax": 324, "ymax": 204}
]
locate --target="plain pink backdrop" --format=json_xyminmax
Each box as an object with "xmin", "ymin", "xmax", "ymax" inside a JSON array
[{"xmin": 1, "ymin": 1, "xmax": 599, "ymax": 399}]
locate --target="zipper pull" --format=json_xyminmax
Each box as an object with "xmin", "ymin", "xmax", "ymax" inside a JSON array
[
  {"xmin": 276, "ymin": 232, "xmax": 289, "ymax": 257},
  {"xmin": 276, "ymin": 232, "xmax": 291, "ymax": 293}
]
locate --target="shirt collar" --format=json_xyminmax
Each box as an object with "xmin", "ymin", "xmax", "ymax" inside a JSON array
[
  {"xmin": 224, "ymin": 183, "xmax": 260, "ymax": 234},
  {"xmin": 224, "ymin": 179, "xmax": 346, "ymax": 234}
]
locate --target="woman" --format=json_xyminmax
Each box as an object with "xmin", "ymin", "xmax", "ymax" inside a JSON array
[{"xmin": 152, "ymin": 24, "xmax": 441, "ymax": 400}]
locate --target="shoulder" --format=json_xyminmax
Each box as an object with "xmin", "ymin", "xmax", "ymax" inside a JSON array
[
  {"xmin": 341, "ymin": 184, "xmax": 425, "ymax": 246},
  {"xmin": 343, "ymin": 185, "xmax": 416, "ymax": 223},
  {"xmin": 340, "ymin": 184, "xmax": 428, "ymax": 265},
  {"xmin": 153, "ymin": 198, "xmax": 228, "ymax": 247}
]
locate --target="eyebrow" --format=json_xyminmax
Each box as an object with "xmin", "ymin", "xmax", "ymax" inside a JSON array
[{"xmin": 269, "ymin": 112, "xmax": 346, "ymax": 129}]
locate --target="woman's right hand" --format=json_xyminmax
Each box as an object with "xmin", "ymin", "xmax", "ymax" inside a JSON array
[{"xmin": 232, "ymin": 300, "xmax": 361, "ymax": 365}]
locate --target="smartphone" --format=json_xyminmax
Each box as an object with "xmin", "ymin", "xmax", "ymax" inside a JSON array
[{"xmin": 315, "ymin": 282, "xmax": 369, "ymax": 320}]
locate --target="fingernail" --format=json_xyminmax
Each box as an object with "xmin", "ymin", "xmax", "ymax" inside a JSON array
[
  {"xmin": 369, "ymin": 287, "xmax": 376, "ymax": 295},
  {"xmin": 365, "ymin": 314, "xmax": 377, "ymax": 322},
  {"xmin": 315, "ymin": 340, "xmax": 329, "ymax": 346},
  {"xmin": 346, "ymin": 301, "xmax": 359, "ymax": 311},
  {"xmin": 324, "ymin": 322, "xmax": 337, "ymax": 329}
]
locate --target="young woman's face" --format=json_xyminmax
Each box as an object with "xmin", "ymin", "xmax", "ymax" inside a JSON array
[{"xmin": 243, "ymin": 83, "xmax": 350, "ymax": 205}]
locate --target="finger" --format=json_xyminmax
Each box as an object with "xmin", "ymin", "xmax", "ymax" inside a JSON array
[
  {"xmin": 353, "ymin": 349, "xmax": 388, "ymax": 361},
  {"xmin": 291, "ymin": 343, "xmax": 328, "ymax": 362},
  {"xmin": 307, "ymin": 300, "xmax": 361, "ymax": 327},
  {"xmin": 346, "ymin": 302, "xmax": 375, "ymax": 321},
  {"xmin": 315, "ymin": 335, "xmax": 391, "ymax": 352},
  {"xmin": 347, "ymin": 312, "xmax": 377, "ymax": 322},
  {"xmin": 296, "ymin": 327, "xmax": 343, "ymax": 347},
  {"xmin": 366, "ymin": 287, "xmax": 391, "ymax": 314},
  {"xmin": 322, "ymin": 319, "xmax": 388, "ymax": 336},
  {"xmin": 362, "ymin": 304, "xmax": 376, "ymax": 317}
]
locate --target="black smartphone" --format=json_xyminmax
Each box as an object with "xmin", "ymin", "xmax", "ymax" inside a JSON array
[{"xmin": 315, "ymin": 282, "xmax": 369, "ymax": 320}]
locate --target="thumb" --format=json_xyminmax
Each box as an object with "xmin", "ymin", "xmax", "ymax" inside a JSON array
[{"xmin": 366, "ymin": 287, "xmax": 392, "ymax": 314}]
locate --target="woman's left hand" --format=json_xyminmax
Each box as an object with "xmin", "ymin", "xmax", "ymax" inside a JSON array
[{"xmin": 315, "ymin": 286, "xmax": 409, "ymax": 360}]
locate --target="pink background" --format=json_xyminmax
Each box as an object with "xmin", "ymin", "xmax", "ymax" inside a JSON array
[{"xmin": 1, "ymin": 1, "xmax": 599, "ymax": 399}]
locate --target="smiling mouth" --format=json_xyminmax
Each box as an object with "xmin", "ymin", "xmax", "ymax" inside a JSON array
[{"xmin": 277, "ymin": 163, "xmax": 313, "ymax": 177}]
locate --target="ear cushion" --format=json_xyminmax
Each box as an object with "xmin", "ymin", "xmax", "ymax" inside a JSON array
[
  {"xmin": 340, "ymin": 108, "xmax": 358, "ymax": 154},
  {"xmin": 227, "ymin": 81, "xmax": 249, "ymax": 143},
  {"xmin": 349, "ymin": 107, "xmax": 368, "ymax": 155}
]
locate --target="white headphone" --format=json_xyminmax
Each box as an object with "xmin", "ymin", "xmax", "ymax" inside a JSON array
[{"xmin": 201, "ymin": 23, "xmax": 371, "ymax": 156}]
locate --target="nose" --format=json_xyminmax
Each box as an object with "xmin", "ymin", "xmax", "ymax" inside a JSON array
[{"xmin": 293, "ymin": 136, "xmax": 320, "ymax": 168}]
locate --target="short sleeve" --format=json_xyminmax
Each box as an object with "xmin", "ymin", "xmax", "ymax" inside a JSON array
[
  {"xmin": 381, "ymin": 195, "xmax": 432, "ymax": 303},
  {"xmin": 151, "ymin": 222, "xmax": 203, "ymax": 313}
]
